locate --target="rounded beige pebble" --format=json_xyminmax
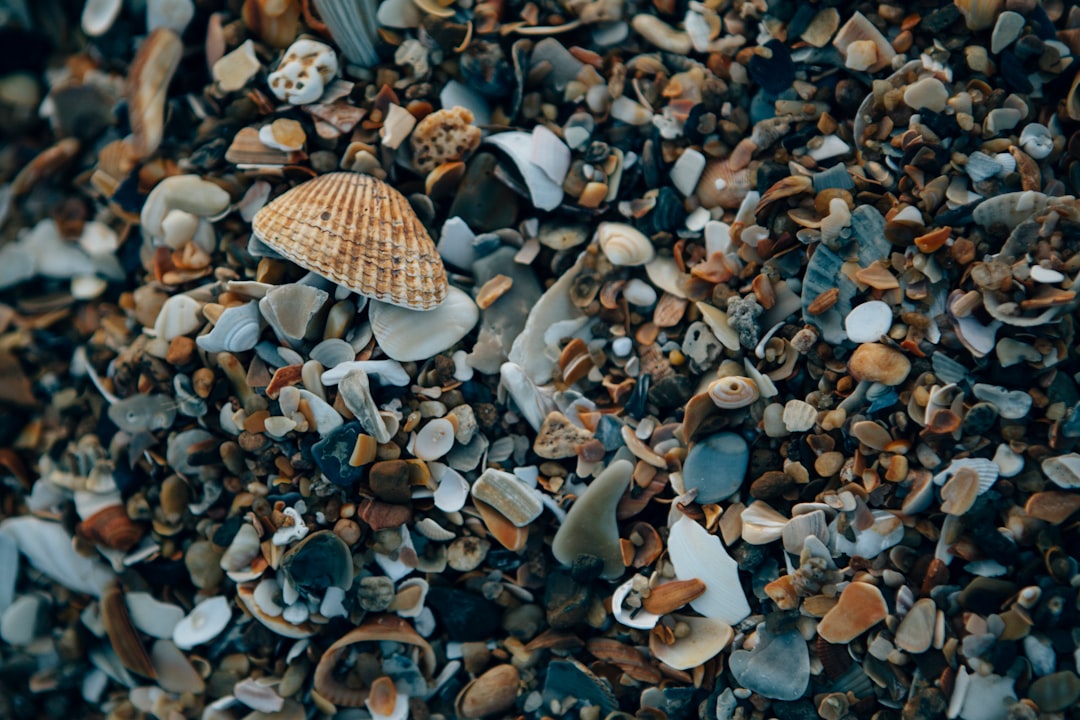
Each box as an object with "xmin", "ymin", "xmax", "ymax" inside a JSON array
[{"xmin": 848, "ymin": 343, "xmax": 911, "ymax": 386}]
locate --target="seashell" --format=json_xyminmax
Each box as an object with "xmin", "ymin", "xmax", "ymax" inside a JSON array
[
  {"xmin": 414, "ymin": 518, "xmax": 456, "ymax": 542},
  {"xmin": 667, "ymin": 517, "xmax": 750, "ymax": 624},
  {"xmin": 782, "ymin": 399, "xmax": 817, "ymax": 433},
  {"xmin": 844, "ymin": 300, "xmax": 892, "ymax": 343},
  {"xmin": 151, "ymin": 640, "xmax": 206, "ymax": 695},
  {"xmin": 430, "ymin": 462, "xmax": 470, "ymax": 513},
  {"xmin": 833, "ymin": 12, "xmax": 895, "ymax": 72},
  {"xmin": 954, "ymin": 0, "xmax": 1004, "ymax": 31},
  {"xmin": 1041, "ymin": 454, "xmax": 1080, "ymax": 490},
  {"xmin": 485, "ymin": 131, "xmax": 565, "ymax": 211},
  {"xmin": 259, "ymin": 283, "xmax": 329, "ymax": 346},
  {"xmin": 412, "ymin": 418, "xmax": 456, "ymax": 461},
  {"xmin": 142, "ymin": 175, "xmax": 230, "ymax": 247},
  {"xmin": 369, "ymin": 286, "xmax": 478, "ymax": 361},
  {"xmin": 314, "ymin": 616, "xmax": 435, "ymax": 706},
  {"xmin": 696, "ymin": 159, "xmax": 752, "ymax": 210},
  {"xmin": 321, "ymin": 360, "xmax": 409, "ymax": 387},
  {"xmin": 708, "ymin": 376, "xmax": 759, "ymax": 409},
  {"xmin": 267, "ymin": 39, "xmax": 339, "ymax": 105},
  {"xmin": 972, "ymin": 191, "xmax": 1050, "ymax": 232},
  {"xmin": 127, "ymin": 29, "xmax": 183, "ymax": 159},
  {"xmin": 82, "ymin": 0, "xmax": 122, "ymax": 36},
  {"xmin": 631, "ymin": 14, "xmax": 691, "ymax": 53},
  {"xmin": 456, "ymin": 664, "xmax": 520, "ymax": 719},
  {"xmin": 77, "ymin": 504, "xmax": 145, "ymax": 553},
  {"xmin": 196, "ymin": 301, "xmax": 262, "ymax": 354},
  {"xmin": 309, "ymin": 338, "xmax": 355, "ymax": 368},
  {"xmin": 389, "ymin": 577, "xmax": 428, "ymax": 618},
  {"xmin": 102, "ymin": 583, "xmax": 156, "ymax": 678},
  {"xmin": 253, "ymin": 173, "xmax": 448, "ymax": 309},
  {"xmin": 611, "ymin": 576, "xmax": 661, "ymax": 630},
  {"xmin": 242, "ymin": 0, "xmax": 301, "ymax": 49},
  {"xmin": 313, "ymin": 0, "xmax": 380, "ymax": 67},
  {"xmin": 471, "ymin": 469, "xmax": 543, "ymax": 528},
  {"xmin": 0, "ymin": 518, "xmax": 113, "ymax": 598},
  {"xmin": 108, "ymin": 394, "xmax": 177, "ymax": 433},
  {"xmin": 126, "ymin": 593, "xmax": 185, "ymax": 640},
  {"xmin": 0, "ymin": 592, "xmax": 46, "ymax": 646},
  {"xmin": 474, "ymin": 499, "xmax": 529, "ymax": 551},
  {"xmin": 173, "ymin": 596, "xmax": 230, "ymax": 650},
  {"xmin": 237, "ymin": 581, "xmax": 316, "ymax": 638},
  {"xmin": 280, "ymin": 530, "xmax": 354, "ymax": 598},
  {"xmin": 740, "ymin": 501, "xmax": 789, "ymax": 545},
  {"xmin": 596, "ymin": 222, "xmax": 654, "ymax": 266},
  {"xmin": 220, "ymin": 523, "xmax": 263, "ymax": 574},
  {"xmin": 649, "ymin": 614, "xmax": 733, "ymax": 670}
]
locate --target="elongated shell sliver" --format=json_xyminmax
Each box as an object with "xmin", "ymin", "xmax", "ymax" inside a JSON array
[{"xmin": 252, "ymin": 172, "xmax": 448, "ymax": 310}]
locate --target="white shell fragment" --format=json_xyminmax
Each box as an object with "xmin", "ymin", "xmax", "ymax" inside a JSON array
[
  {"xmin": 369, "ymin": 286, "xmax": 479, "ymax": 362},
  {"xmin": 844, "ymin": 300, "xmax": 892, "ymax": 343},
  {"xmin": 268, "ymin": 39, "xmax": 339, "ymax": 105},
  {"xmin": 1041, "ymin": 454, "xmax": 1080, "ymax": 489},
  {"xmin": 596, "ymin": 222, "xmax": 655, "ymax": 266},
  {"xmin": 485, "ymin": 131, "xmax": 565, "ymax": 211},
  {"xmin": 173, "ymin": 596, "xmax": 231, "ymax": 650},
  {"xmin": 611, "ymin": 577, "xmax": 661, "ymax": 630},
  {"xmin": 650, "ymin": 615, "xmax": 734, "ymax": 670},
  {"xmin": 667, "ymin": 517, "xmax": 750, "ymax": 624}
]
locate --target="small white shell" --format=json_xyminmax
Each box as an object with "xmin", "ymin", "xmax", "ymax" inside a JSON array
[
  {"xmin": 782, "ymin": 399, "xmax": 817, "ymax": 433},
  {"xmin": 126, "ymin": 593, "xmax": 185, "ymax": 639},
  {"xmin": 596, "ymin": 222, "xmax": 655, "ymax": 266},
  {"xmin": 430, "ymin": 462, "xmax": 469, "ymax": 513},
  {"xmin": 740, "ymin": 501, "xmax": 790, "ymax": 545},
  {"xmin": 197, "ymin": 301, "xmax": 262, "ymax": 353},
  {"xmin": 1041, "ymin": 453, "xmax": 1080, "ymax": 489},
  {"xmin": 173, "ymin": 596, "xmax": 231, "ymax": 650},
  {"xmin": 1019, "ymin": 123, "xmax": 1053, "ymax": 159},
  {"xmin": 309, "ymin": 338, "xmax": 356, "ymax": 368},
  {"xmin": 844, "ymin": 300, "xmax": 892, "ymax": 343},
  {"xmin": 413, "ymin": 518, "xmax": 456, "ymax": 542},
  {"xmin": 412, "ymin": 418, "xmax": 455, "ymax": 461},
  {"xmin": 611, "ymin": 576, "xmax": 661, "ymax": 630},
  {"xmin": 708, "ymin": 377, "xmax": 759, "ymax": 409}
]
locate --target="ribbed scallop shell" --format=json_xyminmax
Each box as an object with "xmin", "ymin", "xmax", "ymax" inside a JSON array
[
  {"xmin": 252, "ymin": 173, "xmax": 448, "ymax": 310},
  {"xmin": 708, "ymin": 376, "xmax": 759, "ymax": 409}
]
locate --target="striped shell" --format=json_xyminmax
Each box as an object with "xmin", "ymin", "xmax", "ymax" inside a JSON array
[
  {"xmin": 708, "ymin": 376, "xmax": 759, "ymax": 409},
  {"xmin": 252, "ymin": 173, "xmax": 448, "ymax": 310}
]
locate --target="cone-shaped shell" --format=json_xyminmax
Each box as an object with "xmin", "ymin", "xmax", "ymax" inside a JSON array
[{"xmin": 252, "ymin": 173, "xmax": 448, "ymax": 310}]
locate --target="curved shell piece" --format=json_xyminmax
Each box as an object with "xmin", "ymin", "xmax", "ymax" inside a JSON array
[
  {"xmin": 369, "ymin": 286, "xmax": 478, "ymax": 361},
  {"xmin": 596, "ymin": 222, "xmax": 655, "ymax": 266},
  {"xmin": 649, "ymin": 614, "xmax": 733, "ymax": 670},
  {"xmin": 252, "ymin": 173, "xmax": 448, "ymax": 309},
  {"xmin": 708, "ymin": 376, "xmax": 759, "ymax": 409},
  {"xmin": 236, "ymin": 582, "xmax": 317, "ymax": 638},
  {"xmin": 314, "ymin": 616, "xmax": 435, "ymax": 706}
]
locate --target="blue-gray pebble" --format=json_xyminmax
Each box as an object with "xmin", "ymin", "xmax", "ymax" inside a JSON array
[{"xmin": 682, "ymin": 432, "xmax": 748, "ymax": 503}]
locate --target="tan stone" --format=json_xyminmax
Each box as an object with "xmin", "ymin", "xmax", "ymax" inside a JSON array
[
  {"xmin": 848, "ymin": 343, "xmax": 911, "ymax": 386},
  {"xmin": 817, "ymin": 582, "xmax": 887, "ymax": 643}
]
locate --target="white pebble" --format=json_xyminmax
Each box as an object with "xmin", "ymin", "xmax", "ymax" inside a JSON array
[{"xmin": 612, "ymin": 337, "xmax": 633, "ymax": 357}]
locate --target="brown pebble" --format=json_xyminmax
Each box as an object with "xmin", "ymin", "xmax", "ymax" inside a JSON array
[
  {"xmin": 333, "ymin": 518, "xmax": 362, "ymax": 545},
  {"xmin": 165, "ymin": 336, "xmax": 196, "ymax": 365},
  {"xmin": 192, "ymin": 367, "xmax": 216, "ymax": 398},
  {"xmin": 368, "ymin": 460, "xmax": 413, "ymax": 504},
  {"xmin": 817, "ymin": 582, "xmax": 887, "ymax": 643},
  {"xmin": 577, "ymin": 438, "xmax": 606, "ymax": 463},
  {"xmin": 749, "ymin": 471, "xmax": 791, "ymax": 499},
  {"xmin": 848, "ymin": 343, "xmax": 911, "ymax": 386},
  {"xmin": 455, "ymin": 664, "xmax": 520, "ymax": 719},
  {"xmin": 475, "ymin": 274, "xmax": 513, "ymax": 309}
]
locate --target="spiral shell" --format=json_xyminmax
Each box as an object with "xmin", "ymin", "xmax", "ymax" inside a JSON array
[
  {"xmin": 596, "ymin": 222, "xmax": 655, "ymax": 266},
  {"xmin": 708, "ymin": 376, "xmax": 759, "ymax": 409}
]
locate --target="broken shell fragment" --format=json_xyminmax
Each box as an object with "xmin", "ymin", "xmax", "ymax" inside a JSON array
[
  {"xmin": 369, "ymin": 286, "xmax": 478, "ymax": 360},
  {"xmin": 667, "ymin": 516, "xmax": 750, "ymax": 624},
  {"xmin": 649, "ymin": 615, "xmax": 733, "ymax": 670},
  {"xmin": 596, "ymin": 222, "xmax": 655, "ymax": 266}
]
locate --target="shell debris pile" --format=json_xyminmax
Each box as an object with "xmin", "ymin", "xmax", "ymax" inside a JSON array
[{"xmin": 2, "ymin": 0, "xmax": 1080, "ymax": 719}]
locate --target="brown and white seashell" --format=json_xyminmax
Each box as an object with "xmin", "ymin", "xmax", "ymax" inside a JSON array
[
  {"xmin": 76, "ymin": 504, "xmax": 145, "ymax": 552},
  {"xmin": 455, "ymin": 664, "xmax": 520, "ymax": 719},
  {"xmin": 314, "ymin": 616, "xmax": 435, "ymax": 706},
  {"xmin": 596, "ymin": 222, "xmax": 655, "ymax": 266},
  {"xmin": 252, "ymin": 173, "xmax": 448, "ymax": 310},
  {"xmin": 708, "ymin": 376, "xmax": 759, "ymax": 409},
  {"xmin": 127, "ymin": 28, "xmax": 183, "ymax": 159}
]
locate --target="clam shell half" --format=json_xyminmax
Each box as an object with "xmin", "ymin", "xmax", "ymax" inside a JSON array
[{"xmin": 252, "ymin": 172, "xmax": 448, "ymax": 310}]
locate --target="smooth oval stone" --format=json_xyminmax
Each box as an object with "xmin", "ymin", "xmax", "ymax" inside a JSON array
[
  {"xmin": 682, "ymin": 432, "xmax": 749, "ymax": 503},
  {"xmin": 728, "ymin": 624, "xmax": 810, "ymax": 701},
  {"xmin": 551, "ymin": 459, "xmax": 632, "ymax": 579}
]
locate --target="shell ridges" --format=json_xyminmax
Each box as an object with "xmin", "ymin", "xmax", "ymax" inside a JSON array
[{"xmin": 252, "ymin": 172, "xmax": 448, "ymax": 310}]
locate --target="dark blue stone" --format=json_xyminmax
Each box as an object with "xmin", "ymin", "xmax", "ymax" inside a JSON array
[
  {"xmin": 748, "ymin": 40, "xmax": 794, "ymax": 95},
  {"xmin": 312, "ymin": 422, "xmax": 367, "ymax": 487}
]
